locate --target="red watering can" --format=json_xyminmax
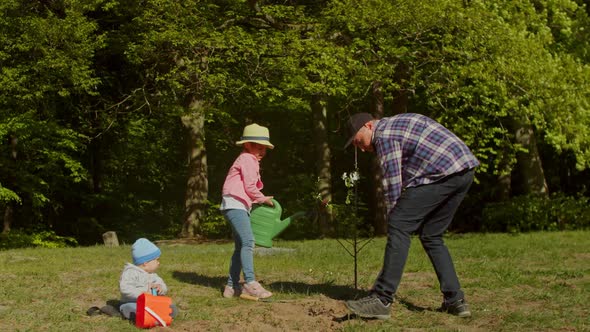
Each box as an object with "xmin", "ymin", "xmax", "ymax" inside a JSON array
[{"xmin": 135, "ymin": 289, "xmax": 173, "ymax": 328}]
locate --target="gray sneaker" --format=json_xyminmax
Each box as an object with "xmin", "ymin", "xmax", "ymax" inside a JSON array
[
  {"xmin": 439, "ymin": 298, "xmax": 471, "ymax": 318},
  {"xmin": 345, "ymin": 295, "xmax": 391, "ymax": 320}
]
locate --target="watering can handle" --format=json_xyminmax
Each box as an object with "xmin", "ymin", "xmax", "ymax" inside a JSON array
[{"xmin": 269, "ymin": 198, "xmax": 281, "ymax": 211}]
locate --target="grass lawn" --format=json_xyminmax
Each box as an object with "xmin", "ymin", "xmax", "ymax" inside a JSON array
[{"xmin": 0, "ymin": 231, "xmax": 588, "ymax": 331}]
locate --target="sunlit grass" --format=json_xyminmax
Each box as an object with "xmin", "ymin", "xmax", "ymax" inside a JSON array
[{"xmin": 0, "ymin": 231, "xmax": 588, "ymax": 331}]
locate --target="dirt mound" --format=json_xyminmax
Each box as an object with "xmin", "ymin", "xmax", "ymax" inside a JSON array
[{"xmin": 171, "ymin": 295, "xmax": 352, "ymax": 331}]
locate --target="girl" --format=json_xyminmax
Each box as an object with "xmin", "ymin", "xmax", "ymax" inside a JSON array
[{"xmin": 221, "ymin": 123, "xmax": 274, "ymax": 299}]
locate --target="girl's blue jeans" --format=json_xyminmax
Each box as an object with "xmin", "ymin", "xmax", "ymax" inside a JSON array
[{"xmin": 222, "ymin": 209, "xmax": 256, "ymax": 287}]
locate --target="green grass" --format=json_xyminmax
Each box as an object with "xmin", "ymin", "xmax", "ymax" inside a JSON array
[{"xmin": 0, "ymin": 231, "xmax": 588, "ymax": 331}]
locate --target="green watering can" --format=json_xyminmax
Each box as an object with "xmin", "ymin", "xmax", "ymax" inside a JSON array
[{"xmin": 250, "ymin": 199, "xmax": 306, "ymax": 248}]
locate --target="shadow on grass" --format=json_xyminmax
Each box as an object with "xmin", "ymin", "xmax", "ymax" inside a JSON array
[
  {"xmin": 172, "ymin": 271, "xmax": 226, "ymax": 289},
  {"xmin": 268, "ymin": 281, "xmax": 365, "ymax": 300},
  {"xmin": 106, "ymin": 299, "xmax": 121, "ymax": 308},
  {"xmin": 397, "ymin": 298, "xmax": 429, "ymax": 312},
  {"xmin": 171, "ymin": 271, "xmax": 365, "ymax": 300}
]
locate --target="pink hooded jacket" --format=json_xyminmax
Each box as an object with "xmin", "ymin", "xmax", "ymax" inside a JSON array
[{"xmin": 222, "ymin": 152, "xmax": 267, "ymax": 210}]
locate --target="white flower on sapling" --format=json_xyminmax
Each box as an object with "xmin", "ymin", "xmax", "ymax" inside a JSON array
[
  {"xmin": 342, "ymin": 170, "xmax": 360, "ymax": 204},
  {"xmin": 342, "ymin": 171, "xmax": 360, "ymax": 188}
]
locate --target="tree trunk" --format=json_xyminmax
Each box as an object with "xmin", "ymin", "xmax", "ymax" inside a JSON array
[
  {"xmin": 370, "ymin": 81, "xmax": 387, "ymax": 235},
  {"xmin": 391, "ymin": 64, "xmax": 409, "ymax": 115},
  {"xmin": 513, "ymin": 116, "xmax": 549, "ymax": 196},
  {"xmin": 311, "ymin": 94, "xmax": 333, "ymax": 236},
  {"xmin": 495, "ymin": 144, "xmax": 513, "ymax": 201},
  {"xmin": 180, "ymin": 98, "xmax": 209, "ymax": 238},
  {"xmin": 2, "ymin": 135, "xmax": 18, "ymax": 234},
  {"xmin": 2, "ymin": 205, "xmax": 13, "ymax": 234},
  {"xmin": 90, "ymin": 137, "xmax": 102, "ymax": 194}
]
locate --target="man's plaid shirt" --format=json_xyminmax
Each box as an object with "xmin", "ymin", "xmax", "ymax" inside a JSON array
[{"xmin": 373, "ymin": 113, "xmax": 479, "ymax": 214}]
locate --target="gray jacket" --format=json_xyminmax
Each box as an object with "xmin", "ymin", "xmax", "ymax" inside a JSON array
[{"xmin": 119, "ymin": 263, "xmax": 168, "ymax": 303}]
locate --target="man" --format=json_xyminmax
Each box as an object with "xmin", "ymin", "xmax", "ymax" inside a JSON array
[{"xmin": 344, "ymin": 112, "xmax": 479, "ymax": 319}]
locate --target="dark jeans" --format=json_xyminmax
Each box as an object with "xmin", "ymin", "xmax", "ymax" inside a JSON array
[{"xmin": 371, "ymin": 168, "xmax": 474, "ymax": 304}]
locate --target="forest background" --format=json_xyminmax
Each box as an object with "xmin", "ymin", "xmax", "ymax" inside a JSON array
[{"xmin": 1, "ymin": 0, "xmax": 590, "ymax": 248}]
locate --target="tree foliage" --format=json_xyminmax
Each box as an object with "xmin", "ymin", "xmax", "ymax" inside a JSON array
[{"xmin": 1, "ymin": 0, "xmax": 589, "ymax": 245}]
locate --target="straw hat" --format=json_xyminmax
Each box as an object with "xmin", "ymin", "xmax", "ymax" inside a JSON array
[{"xmin": 235, "ymin": 123, "xmax": 274, "ymax": 149}]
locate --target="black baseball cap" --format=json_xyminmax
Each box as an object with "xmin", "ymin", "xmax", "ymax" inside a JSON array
[{"xmin": 344, "ymin": 112, "xmax": 374, "ymax": 148}]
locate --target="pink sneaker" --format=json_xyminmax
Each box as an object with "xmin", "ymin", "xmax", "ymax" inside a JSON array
[
  {"xmin": 242, "ymin": 281, "xmax": 272, "ymax": 299},
  {"xmin": 223, "ymin": 285, "xmax": 241, "ymax": 298}
]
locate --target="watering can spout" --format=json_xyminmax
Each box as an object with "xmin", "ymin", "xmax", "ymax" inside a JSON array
[
  {"xmin": 281, "ymin": 211, "xmax": 306, "ymax": 230},
  {"xmin": 250, "ymin": 199, "xmax": 306, "ymax": 248}
]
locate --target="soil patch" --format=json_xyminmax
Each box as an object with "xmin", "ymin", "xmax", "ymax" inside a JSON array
[{"xmin": 172, "ymin": 295, "xmax": 351, "ymax": 331}]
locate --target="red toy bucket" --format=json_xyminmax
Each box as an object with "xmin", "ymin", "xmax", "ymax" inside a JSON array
[{"xmin": 135, "ymin": 293, "xmax": 173, "ymax": 328}]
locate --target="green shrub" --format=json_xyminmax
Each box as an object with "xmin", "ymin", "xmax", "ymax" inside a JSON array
[
  {"xmin": 198, "ymin": 201, "xmax": 231, "ymax": 239},
  {"xmin": 548, "ymin": 193, "xmax": 590, "ymax": 230},
  {"xmin": 0, "ymin": 229, "xmax": 78, "ymax": 250},
  {"xmin": 482, "ymin": 193, "xmax": 590, "ymax": 232}
]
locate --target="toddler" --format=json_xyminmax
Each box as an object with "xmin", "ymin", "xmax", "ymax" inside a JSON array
[{"xmin": 119, "ymin": 238, "xmax": 178, "ymax": 321}]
